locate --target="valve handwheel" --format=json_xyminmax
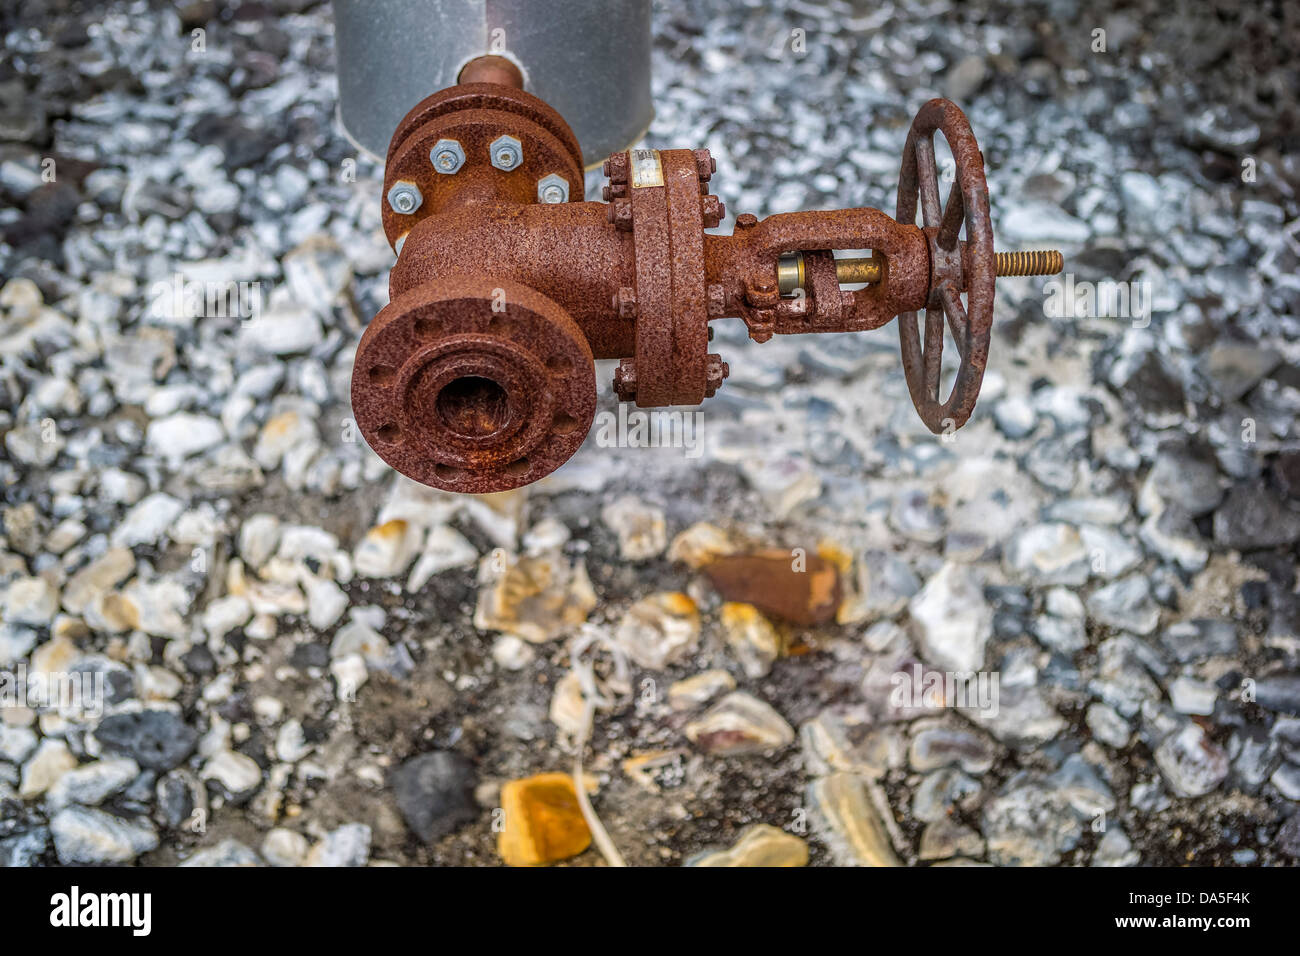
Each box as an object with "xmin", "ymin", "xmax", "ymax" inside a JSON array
[{"xmin": 896, "ymin": 97, "xmax": 996, "ymax": 434}]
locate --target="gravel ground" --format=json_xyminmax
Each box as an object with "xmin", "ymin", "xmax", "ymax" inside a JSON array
[{"xmin": 1, "ymin": 0, "xmax": 1299, "ymax": 867}]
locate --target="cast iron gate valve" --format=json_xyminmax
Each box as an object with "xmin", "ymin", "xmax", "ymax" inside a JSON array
[{"xmin": 352, "ymin": 59, "xmax": 1064, "ymax": 494}]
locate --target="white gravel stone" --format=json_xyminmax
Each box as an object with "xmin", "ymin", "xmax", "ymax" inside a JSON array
[
  {"xmin": 50, "ymin": 806, "xmax": 159, "ymax": 864},
  {"xmin": 262, "ymin": 827, "xmax": 310, "ymax": 867},
  {"xmin": 202, "ymin": 595, "xmax": 253, "ymax": 641},
  {"xmin": 1169, "ymin": 676, "xmax": 1217, "ymax": 715},
  {"xmin": 353, "ymin": 519, "xmax": 423, "ymax": 579},
  {"xmin": 1, "ymin": 576, "xmax": 59, "ymax": 627},
  {"xmin": 239, "ymin": 294, "xmax": 323, "ymax": 355},
  {"xmin": 112, "ymin": 492, "xmax": 185, "ymax": 548},
  {"xmin": 275, "ymin": 719, "xmax": 311, "ymax": 763},
  {"xmin": 238, "ymin": 513, "xmax": 282, "ymax": 569},
  {"xmin": 201, "ymin": 750, "xmax": 263, "ymax": 797},
  {"xmin": 0, "ymin": 724, "xmax": 38, "ymax": 764},
  {"xmin": 909, "ymin": 563, "xmax": 993, "ymax": 673},
  {"xmin": 145, "ymin": 412, "xmax": 225, "ymax": 461},
  {"xmin": 303, "ymin": 574, "xmax": 349, "ymax": 630},
  {"xmin": 19, "ymin": 739, "xmax": 78, "ymax": 799},
  {"xmin": 306, "ymin": 822, "xmax": 371, "ymax": 866},
  {"xmin": 491, "ymin": 635, "xmax": 535, "ymax": 671},
  {"xmin": 46, "ymin": 757, "xmax": 140, "ymax": 808},
  {"xmin": 1001, "ymin": 200, "xmax": 1091, "ymax": 243},
  {"xmin": 407, "ymin": 525, "xmax": 477, "ymax": 592},
  {"xmin": 1004, "ymin": 523, "xmax": 1090, "ymax": 585}
]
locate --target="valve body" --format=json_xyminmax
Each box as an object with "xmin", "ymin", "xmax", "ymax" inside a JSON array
[{"xmin": 353, "ymin": 70, "xmax": 1061, "ymax": 493}]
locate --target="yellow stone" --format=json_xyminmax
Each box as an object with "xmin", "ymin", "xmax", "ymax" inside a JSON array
[
  {"xmin": 718, "ymin": 602, "xmax": 781, "ymax": 678},
  {"xmin": 498, "ymin": 773, "xmax": 592, "ymax": 866},
  {"xmin": 816, "ymin": 539, "xmax": 854, "ymax": 575}
]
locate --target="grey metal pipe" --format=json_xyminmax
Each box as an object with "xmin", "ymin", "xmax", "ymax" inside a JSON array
[{"xmin": 330, "ymin": 0, "xmax": 654, "ymax": 168}]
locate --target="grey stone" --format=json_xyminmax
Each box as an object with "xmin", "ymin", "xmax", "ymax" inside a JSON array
[
  {"xmin": 1086, "ymin": 576, "xmax": 1160, "ymax": 635},
  {"xmin": 1254, "ymin": 675, "xmax": 1300, "ymax": 715},
  {"xmin": 1154, "ymin": 722, "xmax": 1229, "ymax": 797},
  {"xmin": 94, "ymin": 711, "xmax": 199, "ymax": 771},
  {"xmin": 1213, "ymin": 483, "xmax": 1300, "ymax": 550},
  {"xmin": 982, "ymin": 783, "xmax": 1082, "ymax": 866},
  {"xmin": 1160, "ymin": 619, "xmax": 1237, "ymax": 663},
  {"xmin": 390, "ymin": 751, "xmax": 479, "ymax": 844},
  {"xmin": 180, "ymin": 839, "xmax": 262, "ymax": 867}
]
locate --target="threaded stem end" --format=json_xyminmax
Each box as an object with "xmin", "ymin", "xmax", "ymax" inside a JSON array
[{"xmin": 995, "ymin": 250, "xmax": 1063, "ymax": 277}]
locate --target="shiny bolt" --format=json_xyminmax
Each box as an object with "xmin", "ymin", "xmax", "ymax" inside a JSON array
[
  {"xmin": 537, "ymin": 173, "xmax": 569, "ymax": 204},
  {"xmin": 387, "ymin": 181, "xmax": 422, "ymax": 215},
  {"xmin": 430, "ymin": 139, "xmax": 465, "ymax": 174},
  {"xmin": 490, "ymin": 135, "xmax": 523, "ymax": 171}
]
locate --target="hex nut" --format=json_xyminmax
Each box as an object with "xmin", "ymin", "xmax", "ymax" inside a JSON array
[
  {"xmin": 537, "ymin": 173, "xmax": 569, "ymax": 204},
  {"xmin": 490, "ymin": 135, "xmax": 523, "ymax": 171},
  {"xmin": 387, "ymin": 181, "xmax": 423, "ymax": 215},
  {"xmin": 430, "ymin": 139, "xmax": 466, "ymax": 174}
]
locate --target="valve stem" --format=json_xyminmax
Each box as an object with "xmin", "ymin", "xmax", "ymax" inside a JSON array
[{"xmin": 778, "ymin": 248, "xmax": 1064, "ymax": 296}]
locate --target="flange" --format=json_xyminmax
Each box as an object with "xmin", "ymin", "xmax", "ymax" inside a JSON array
[{"xmin": 351, "ymin": 277, "xmax": 596, "ymax": 493}]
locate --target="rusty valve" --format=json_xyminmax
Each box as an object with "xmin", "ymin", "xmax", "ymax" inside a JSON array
[{"xmin": 352, "ymin": 60, "xmax": 1063, "ymax": 493}]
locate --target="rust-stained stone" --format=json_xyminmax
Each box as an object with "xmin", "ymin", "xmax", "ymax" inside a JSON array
[
  {"xmin": 497, "ymin": 772, "xmax": 591, "ymax": 867},
  {"xmin": 703, "ymin": 550, "xmax": 841, "ymax": 626},
  {"xmin": 685, "ymin": 691, "xmax": 794, "ymax": 756},
  {"xmin": 612, "ymin": 591, "xmax": 700, "ymax": 669},
  {"xmin": 473, "ymin": 550, "xmax": 597, "ymax": 643}
]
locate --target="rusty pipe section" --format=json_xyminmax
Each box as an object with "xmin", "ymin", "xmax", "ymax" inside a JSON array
[{"xmin": 352, "ymin": 79, "xmax": 1062, "ymax": 493}]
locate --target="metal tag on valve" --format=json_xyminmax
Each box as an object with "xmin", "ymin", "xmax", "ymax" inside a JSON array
[{"xmin": 629, "ymin": 149, "xmax": 664, "ymax": 188}]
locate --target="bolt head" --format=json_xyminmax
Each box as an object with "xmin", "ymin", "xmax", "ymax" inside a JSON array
[
  {"xmin": 537, "ymin": 173, "xmax": 569, "ymax": 204},
  {"xmin": 430, "ymin": 139, "xmax": 465, "ymax": 174},
  {"xmin": 490, "ymin": 135, "xmax": 523, "ymax": 171},
  {"xmin": 386, "ymin": 181, "xmax": 423, "ymax": 215}
]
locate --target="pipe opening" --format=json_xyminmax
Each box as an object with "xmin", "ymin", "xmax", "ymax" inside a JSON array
[{"xmin": 436, "ymin": 375, "xmax": 509, "ymax": 438}]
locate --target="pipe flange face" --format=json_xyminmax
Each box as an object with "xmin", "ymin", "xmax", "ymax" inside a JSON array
[
  {"xmin": 352, "ymin": 276, "xmax": 596, "ymax": 493},
  {"xmin": 622, "ymin": 148, "xmax": 710, "ymax": 407},
  {"xmin": 381, "ymin": 109, "xmax": 584, "ymax": 248},
  {"xmin": 430, "ymin": 139, "xmax": 466, "ymax": 174},
  {"xmin": 490, "ymin": 134, "xmax": 523, "ymax": 171},
  {"xmin": 388, "ymin": 84, "xmax": 582, "ymax": 171}
]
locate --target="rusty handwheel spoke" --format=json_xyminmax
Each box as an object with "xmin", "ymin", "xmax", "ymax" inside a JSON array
[
  {"xmin": 922, "ymin": 306, "xmax": 944, "ymax": 401},
  {"xmin": 937, "ymin": 180, "xmax": 965, "ymax": 251},
  {"xmin": 913, "ymin": 136, "xmax": 943, "ymax": 229},
  {"xmin": 938, "ymin": 281, "xmax": 969, "ymax": 361}
]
